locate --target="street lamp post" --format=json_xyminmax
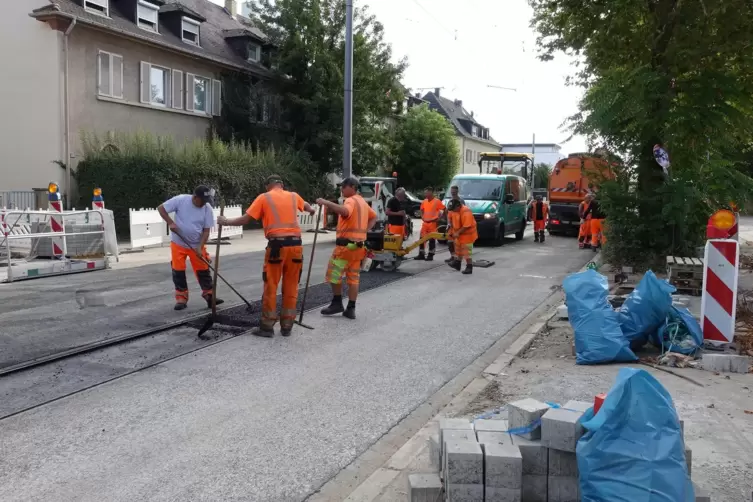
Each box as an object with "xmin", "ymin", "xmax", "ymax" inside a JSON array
[{"xmin": 343, "ymin": 0, "xmax": 354, "ymax": 179}]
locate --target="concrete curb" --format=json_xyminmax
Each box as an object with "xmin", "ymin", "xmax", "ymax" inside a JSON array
[{"xmin": 332, "ymin": 253, "xmax": 600, "ymax": 502}]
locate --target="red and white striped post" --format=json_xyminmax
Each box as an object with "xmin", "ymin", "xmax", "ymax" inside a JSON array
[
  {"xmin": 701, "ymin": 239, "xmax": 739, "ymax": 345},
  {"xmin": 47, "ymin": 182, "xmax": 66, "ymax": 258}
]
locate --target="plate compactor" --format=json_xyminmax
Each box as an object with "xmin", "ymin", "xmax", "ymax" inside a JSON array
[{"xmin": 364, "ymin": 229, "xmax": 445, "ymax": 272}]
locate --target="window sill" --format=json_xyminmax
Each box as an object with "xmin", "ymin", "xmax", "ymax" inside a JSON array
[{"xmin": 97, "ymin": 95, "xmax": 211, "ymax": 119}]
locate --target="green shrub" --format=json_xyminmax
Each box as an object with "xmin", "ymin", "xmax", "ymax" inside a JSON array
[{"xmin": 74, "ymin": 131, "xmax": 328, "ymax": 236}]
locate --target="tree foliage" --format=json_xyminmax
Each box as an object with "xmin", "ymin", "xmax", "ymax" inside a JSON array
[
  {"xmin": 530, "ymin": 0, "xmax": 753, "ymax": 266},
  {"xmin": 392, "ymin": 104, "xmax": 459, "ymax": 191},
  {"xmin": 533, "ymin": 162, "xmax": 552, "ymax": 190},
  {"xmin": 248, "ymin": 0, "xmax": 406, "ymax": 176}
]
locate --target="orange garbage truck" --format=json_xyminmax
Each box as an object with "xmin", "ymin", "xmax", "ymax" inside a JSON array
[{"xmin": 547, "ymin": 153, "xmax": 614, "ymax": 236}]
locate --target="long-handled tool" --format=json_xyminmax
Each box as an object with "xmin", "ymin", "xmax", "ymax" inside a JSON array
[
  {"xmin": 197, "ymin": 202, "xmax": 225, "ymax": 339},
  {"xmin": 295, "ymin": 206, "xmax": 323, "ymax": 330},
  {"xmin": 171, "ymin": 227, "xmax": 254, "ymax": 311}
]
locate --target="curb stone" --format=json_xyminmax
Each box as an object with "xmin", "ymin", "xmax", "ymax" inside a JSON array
[{"xmin": 336, "ymin": 253, "xmax": 602, "ymax": 502}]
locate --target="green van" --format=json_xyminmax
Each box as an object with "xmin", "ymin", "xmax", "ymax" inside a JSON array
[{"xmin": 441, "ymin": 174, "xmax": 530, "ymax": 245}]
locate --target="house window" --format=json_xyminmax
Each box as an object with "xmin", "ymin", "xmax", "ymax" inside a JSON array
[
  {"xmin": 98, "ymin": 50, "xmax": 123, "ymax": 99},
  {"xmin": 149, "ymin": 66, "xmax": 170, "ymax": 106},
  {"xmin": 137, "ymin": 0, "xmax": 159, "ymax": 32},
  {"xmin": 182, "ymin": 17, "xmax": 200, "ymax": 46},
  {"xmin": 472, "ymin": 125, "xmax": 478, "ymax": 137},
  {"xmin": 193, "ymin": 76, "xmax": 210, "ymax": 113},
  {"xmin": 465, "ymin": 149, "xmax": 472, "ymax": 163},
  {"xmin": 248, "ymin": 42, "xmax": 261, "ymax": 63},
  {"xmin": 84, "ymin": 0, "xmax": 108, "ymax": 16},
  {"xmin": 140, "ymin": 62, "xmax": 172, "ymax": 107}
]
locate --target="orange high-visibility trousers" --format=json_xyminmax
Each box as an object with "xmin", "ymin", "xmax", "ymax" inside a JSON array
[
  {"xmin": 326, "ymin": 245, "xmax": 366, "ymax": 286},
  {"xmin": 171, "ymin": 242, "xmax": 212, "ymax": 304},
  {"xmin": 262, "ymin": 245, "xmax": 304, "ymax": 330},
  {"xmin": 590, "ymin": 218, "xmax": 605, "ymax": 248},
  {"xmin": 533, "ymin": 219, "xmax": 546, "ymax": 232},
  {"xmin": 387, "ymin": 224, "xmax": 405, "ymax": 236}
]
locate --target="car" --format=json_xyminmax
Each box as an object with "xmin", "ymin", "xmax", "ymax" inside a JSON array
[{"xmin": 403, "ymin": 190, "xmax": 423, "ymax": 219}]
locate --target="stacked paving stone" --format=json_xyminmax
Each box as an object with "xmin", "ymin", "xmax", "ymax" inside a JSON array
[{"xmin": 411, "ymin": 398, "xmax": 709, "ymax": 502}]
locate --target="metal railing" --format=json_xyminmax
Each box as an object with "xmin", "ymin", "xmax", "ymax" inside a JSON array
[{"xmin": 0, "ymin": 191, "xmax": 37, "ymax": 210}]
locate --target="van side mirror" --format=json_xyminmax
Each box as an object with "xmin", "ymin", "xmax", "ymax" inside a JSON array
[{"xmin": 505, "ymin": 194, "xmax": 515, "ymax": 204}]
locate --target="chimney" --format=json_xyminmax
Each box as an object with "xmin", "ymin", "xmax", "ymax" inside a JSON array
[
  {"xmin": 225, "ymin": 0, "xmax": 237, "ymax": 19},
  {"xmin": 415, "ymin": 92, "xmax": 420, "ymax": 98},
  {"xmin": 471, "ymin": 111, "xmax": 474, "ymax": 118},
  {"xmin": 434, "ymin": 87, "xmax": 440, "ymax": 97},
  {"xmin": 454, "ymin": 99, "xmax": 462, "ymax": 108}
]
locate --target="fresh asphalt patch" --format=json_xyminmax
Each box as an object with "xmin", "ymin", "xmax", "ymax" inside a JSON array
[{"xmin": 186, "ymin": 270, "xmax": 412, "ymax": 334}]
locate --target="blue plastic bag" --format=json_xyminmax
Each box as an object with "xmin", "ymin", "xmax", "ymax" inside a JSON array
[
  {"xmin": 577, "ymin": 368, "xmax": 694, "ymax": 502},
  {"xmin": 652, "ymin": 306, "xmax": 703, "ymax": 355},
  {"xmin": 564, "ymin": 270, "xmax": 637, "ymax": 365},
  {"xmin": 618, "ymin": 270, "xmax": 676, "ymax": 349}
]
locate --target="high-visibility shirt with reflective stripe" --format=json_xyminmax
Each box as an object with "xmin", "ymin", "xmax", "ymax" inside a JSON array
[
  {"xmin": 420, "ymin": 198, "xmax": 445, "ymax": 222},
  {"xmin": 246, "ymin": 187, "xmax": 305, "ymax": 238},
  {"xmin": 449, "ymin": 206, "xmax": 478, "ymax": 245},
  {"xmin": 337, "ymin": 194, "xmax": 376, "ymax": 242}
]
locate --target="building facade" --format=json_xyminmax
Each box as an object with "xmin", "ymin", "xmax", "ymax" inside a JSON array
[
  {"xmin": 2, "ymin": 0, "xmax": 271, "ymax": 204},
  {"xmin": 422, "ymin": 89, "xmax": 500, "ymax": 175},
  {"xmin": 500, "ymin": 143, "xmax": 565, "ymax": 169}
]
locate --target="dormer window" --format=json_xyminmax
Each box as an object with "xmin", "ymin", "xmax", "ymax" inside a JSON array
[
  {"xmin": 247, "ymin": 42, "xmax": 261, "ymax": 63},
  {"xmin": 182, "ymin": 17, "xmax": 200, "ymax": 46},
  {"xmin": 137, "ymin": 0, "xmax": 159, "ymax": 32},
  {"xmin": 84, "ymin": 0, "xmax": 109, "ymax": 16}
]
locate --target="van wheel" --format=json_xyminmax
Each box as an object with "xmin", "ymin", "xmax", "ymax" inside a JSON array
[
  {"xmin": 515, "ymin": 226, "xmax": 525, "ymax": 241},
  {"xmin": 492, "ymin": 224, "xmax": 505, "ymax": 247}
]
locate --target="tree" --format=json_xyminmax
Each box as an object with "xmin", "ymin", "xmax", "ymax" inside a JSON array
[
  {"xmin": 392, "ymin": 104, "xmax": 459, "ymax": 191},
  {"xmin": 248, "ymin": 0, "xmax": 406, "ymax": 176},
  {"xmin": 533, "ymin": 163, "xmax": 551, "ymax": 190},
  {"xmin": 529, "ymin": 0, "xmax": 753, "ymax": 266}
]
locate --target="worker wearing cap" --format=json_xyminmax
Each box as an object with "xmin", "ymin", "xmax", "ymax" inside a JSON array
[
  {"xmin": 446, "ymin": 199, "xmax": 477, "ymax": 274},
  {"xmin": 158, "ymin": 185, "xmax": 222, "ymax": 311},
  {"xmin": 582, "ymin": 195, "xmax": 606, "ymax": 251},
  {"xmin": 385, "ymin": 188, "xmax": 408, "ymax": 237},
  {"xmin": 416, "ymin": 187, "xmax": 445, "ymax": 261},
  {"xmin": 528, "ymin": 195, "xmax": 549, "ymax": 243},
  {"xmin": 578, "ymin": 194, "xmax": 593, "ymax": 249},
  {"xmin": 218, "ymin": 175, "xmax": 315, "ymax": 337},
  {"xmin": 316, "ymin": 177, "xmax": 378, "ymax": 319},
  {"xmin": 445, "ymin": 185, "xmax": 465, "ymax": 263}
]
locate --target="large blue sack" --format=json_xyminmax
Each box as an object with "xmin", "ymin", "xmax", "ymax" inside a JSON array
[
  {"xmin": 564, "ymin": 270, "xmax": 637, "ymax": 365},
  {"xmin": 577, "ymin": 368, "xmax": 694, "ymax": 502},
  {"xmin": 618, "ymin": 270, "xmax": 676, "ymax": 349},
  {"xmin": 652, "ymin": 306, "xmax": 703, "ymax": 355}
]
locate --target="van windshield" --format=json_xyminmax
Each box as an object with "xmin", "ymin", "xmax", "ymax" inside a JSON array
[{"xmin": 453, "ymin": 179, "xmax": 504, "ymax": 201}]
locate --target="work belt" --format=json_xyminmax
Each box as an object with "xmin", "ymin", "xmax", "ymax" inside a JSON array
[
  {"xmin": 267, "ymin": 237, "xmax": 303, "ymax": 260},
  {"xmin": 335, "ymin": 238, "xmax": 364, "ymax": 247}
]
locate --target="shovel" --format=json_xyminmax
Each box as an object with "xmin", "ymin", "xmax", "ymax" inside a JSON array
[
  {"xmin": 295, "ymin": 205, "xmax": 323, "ymax": 330},
  {"xmin": 197, "ymin": 202, "xmax": 225, "ymax": 339}
]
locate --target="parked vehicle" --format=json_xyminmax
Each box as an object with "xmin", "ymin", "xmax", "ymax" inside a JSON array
[{"xmin": 403, "ymin": 190, "xmax": 423, "ymax": 219}]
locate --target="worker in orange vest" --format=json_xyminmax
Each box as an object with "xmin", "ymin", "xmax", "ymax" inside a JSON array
[
  {"xmin": 528, "ymin": 195, "xmax": 549, "ymax": 243},
  {"xmin": 445, "ymin": 185, "xmax": 465, "ymax": 264},
  {"xmin": 316, "ymin": 177, "xmax": 378, "ymax": 319},
  {"xmin": 416, "ymin": 187, "xmax": 446, "ymax": 261},
  {"xmin": 218, "ymin": 175, "xmax": 315, "ymax": 337},
  {"xmin": 582, "ymin": 195, "xmax": 606, "ymax": 252},
  {"xmin": 446, "ymin": 199, "xmax": 477, "ymax": 274},
  {"xmin": 578, "ymin": 193, "xmax": 593, "ymax": 249}
]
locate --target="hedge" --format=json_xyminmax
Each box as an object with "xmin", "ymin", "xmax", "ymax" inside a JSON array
[{"xmin": 74, "ymin": 131, "xmax": 331, "ymax": 236}]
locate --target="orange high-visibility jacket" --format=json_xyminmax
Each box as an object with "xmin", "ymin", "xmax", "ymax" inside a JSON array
[
  {"xmin": 247, "ymin": 187, "xmax": 305, "ymax": 238},
  {"xmin": 337, "ymin": 194, "xmax": 376, "ymax": 242},
  {"xmin": 449, "ymin": 206, "xmax": 478, "ymax": 245}
]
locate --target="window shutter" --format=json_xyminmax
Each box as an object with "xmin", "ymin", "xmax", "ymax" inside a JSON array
[
  {"xmin": 140, "ymin": 61, "xmax": 151, "ymax": 104},
  {"xmin": 97, "ymin": 52, "xmax": 103, "ymax": 95},
  {"xmin": 172, "ymin": 70, "xmax": 183, "ymax": 109},
  {"xmin": 112, "ymin": 55, "xmax": 123, "ymax": 98},
  {"xmin": 164, "ymin": 70, "xmax": 172, "ymax": 109},
  {"xmin": 211, "ymin": 79, "xmax": 222, "ymax": 116},
  {"xmin": 185, "ymin": 73, "xmax": 195, "ymax": 111}
]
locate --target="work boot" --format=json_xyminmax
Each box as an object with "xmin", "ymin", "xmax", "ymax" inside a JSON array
[
  {"xmin": 321, "ymin": 298, "xmax": 344, "ymax": 316},
  {"xmin": 448, "ymin": 259, "xmax": 462, "ymax": 271},
  {"xmin": 343, "ymin": 302, "xmax": 356, "ymax": 320},
  {"xmin": 534, "ymin": 232, "xmax": 540, "ymax": 242},
  {"xmin": 445, "ymin": 257, "xmax": 454, "ymax": 264},
  {"xmin": 426, "ymin": 254, "xmax": 434, "ymax": 262},
  {"xmin": 415, "ymin": 252, "xmax": 426, "ymax": 261},
  {"xmin": 539, "ymin": 231, "xmax": 546, "ymax": 243},
  {"xmin": 462, "ymin": 263, "xmax": 473, "ymax": 275},
  {"xmin": 174, "ymin": 302, "xmax": 187, "ymax": 311},
  {"xmin": 252, "ymin": 326, "xmax": 274, "ymax": 338},
  {"xmin": 204, "ymin": 295, "xmax": 224, "ymax": 308},
  {"xmin": 280, "ymin": 326, "xmax": 293, "ymax": 337}
]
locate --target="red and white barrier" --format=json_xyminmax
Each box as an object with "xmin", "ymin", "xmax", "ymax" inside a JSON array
[
  {"xmin": 48, "ymin": 195, "xmax": 66, "ymax": 258},
  {"xmin": 701, "ymin": 239, "xmax": 739, "ymax": 344}
]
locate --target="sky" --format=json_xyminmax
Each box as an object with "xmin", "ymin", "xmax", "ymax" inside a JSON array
[{"xmin": 214, "ymin": 0, "xmax": 588, "ymax": 154}]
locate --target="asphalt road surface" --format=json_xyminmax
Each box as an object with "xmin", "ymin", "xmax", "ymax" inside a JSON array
[{"xmin": 0, "ymin": 232, "xmax": 592, "ymax": 502}]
